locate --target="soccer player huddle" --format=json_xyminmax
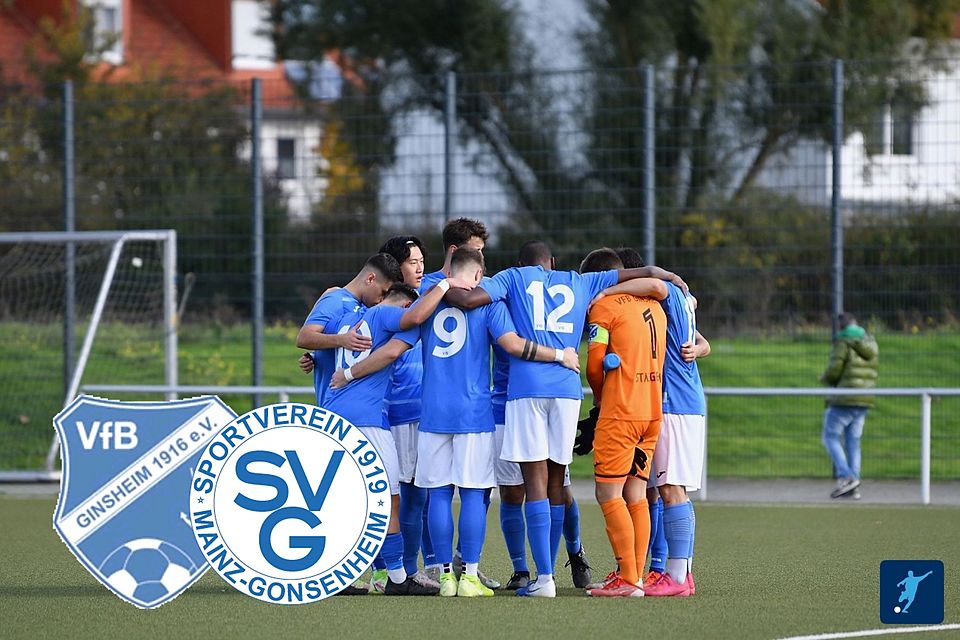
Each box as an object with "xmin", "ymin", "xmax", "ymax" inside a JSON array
[{"xmin": 296, "ymin": 218, "xmax": 710, "ymax": 598}]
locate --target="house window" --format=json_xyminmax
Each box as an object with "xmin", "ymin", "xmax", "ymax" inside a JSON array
[
  {"xmin": 277, "ymin": 139, "xmax": 296, "ymax": 179},
  {"xmin": 85, "ymin": 2, "xmax": 123, "ymax": 64},
  {"xmin": 890, "ymin": 101, "xmax": 914, "ymax": 156},
  {"xmin": 865, "ymin": 100, "xmax": 915, "ymax": 157}
]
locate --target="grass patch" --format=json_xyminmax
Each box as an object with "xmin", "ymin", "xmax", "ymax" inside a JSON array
[{"xmin": 1, "ymin": 497, "xmax": 957, "ymax": 640}]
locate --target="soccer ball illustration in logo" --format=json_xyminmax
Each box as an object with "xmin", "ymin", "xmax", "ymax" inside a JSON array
[{"xmin": 99, "ymin": 538, "xmax": 197, "ymax": 606}]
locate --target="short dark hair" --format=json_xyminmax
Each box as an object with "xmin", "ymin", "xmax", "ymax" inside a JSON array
[
  {"xmin": 442, "ymin": 218, "xmax": 488, "ymax": 250},
  {"xmin": 364, "ymin": 253, "xmax": 402, "ymax": 284},
  {"xmin": 580, "ymin": 247, "xmax": 623, "ymax": 273},
  {"xmin": 385, "ymin": 283, "xmax": 419, "ymax": 304},
  {"xmin": 450, "ymin": 246, "xmax": 484, "ymax": 273},
  {"xmin": 518, "ymin": 240, "xmax": 552, "ymax": 267},
  {"xmin": 615, "ymin": 247, "xmax": 645, "ymax": 269},
  {"xmin": 379, "ymin": 235, "xmax": 426, "ymax": 264}
]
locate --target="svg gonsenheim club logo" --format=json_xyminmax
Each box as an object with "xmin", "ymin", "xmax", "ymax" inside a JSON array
[{"xmin": 190, "ymin": 403, "xmax": 389, "ymax": 604}]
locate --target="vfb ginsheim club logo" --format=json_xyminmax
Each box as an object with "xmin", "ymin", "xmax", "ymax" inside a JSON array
[{"xmin": 190, "ymin": 403, "xmax": 390, "ymax": 604}]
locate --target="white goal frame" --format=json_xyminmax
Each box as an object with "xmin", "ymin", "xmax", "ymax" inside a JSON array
[{"xmin": 0, "ymin": 230, "xmax": 177, "ymax": 480}]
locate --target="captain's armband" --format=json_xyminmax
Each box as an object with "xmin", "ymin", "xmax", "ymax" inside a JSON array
[{"xmin": 588, "ymin": 324, "xmax": 609, "ymax": 346}]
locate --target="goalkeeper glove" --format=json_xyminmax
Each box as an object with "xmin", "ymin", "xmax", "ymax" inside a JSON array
[{"xmin": 573, "ymin": 406, "xmax": 599, "ymax": 456}]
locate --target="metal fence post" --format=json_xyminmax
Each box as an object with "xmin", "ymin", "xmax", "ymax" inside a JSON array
[
  {"xmin": 830, "ymin": 59, "xmax": 844, "ymax": 330},
  {"xmin": 164, "ymin": 231, "xmax": 178, "ymax": 401},
  {"xmin": 443, "ymin": 70, "xmax": 456, "ymax": 223},
  {"xmin": 251, "ymin": 78, "xmax": 264, "ymax": 409},
  {"xmin": 921, "ymin": 392, "xmax": 931, "ymax": 505},
  {"xmin": 63, "ymin": 80, "xmax": 75, "ymax": 403},
  {"xmin": 642, "ymin": 63, "xmax": 655, "ymax": 266}
]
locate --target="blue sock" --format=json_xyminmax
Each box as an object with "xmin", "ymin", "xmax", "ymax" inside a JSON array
[
  {"xmin": 524, "ymin": 499, "xmax": 552, "ymax": 577},
  {"xmin": 458, "ymin": 488, "xmax": 487, "ymax": 564},
  {"xmin": 499, "ymin": 502, "xmax": 528, "ymax": 572},
  {"xmin": 648, "ymin": 498, "xmax": 667, "ymax": 572},
  {"xmin": 421, "ymin": 495, "xmax": 436, "ymax": 566},
  {"xmin": 688, "ymin": 502, "xmax": 696, "ymax": 561},
  {"xmin": 373, "ymin": 555, "xmax": 386, "ymax": 570},
  {"xmin": 549, "ymin": 504, "xmax": 565, "ymax": 566},
  {"xmin": 663, "ymin": 501, "xmax": 693, "ymax": 578},
  {"xmin": 427, "ymin": 485, "xmax": 455, "ymax": 565},
  {"xmin": 381, "ymin": 532, "xmax": 404, "ymax": 571},
  {"xmin": 563, "ymin": 498, "xmax": 582, "ymax": 555},
  {"xmin": 399, "ymin": 482, "xmax": 427, "ymax": 575}
]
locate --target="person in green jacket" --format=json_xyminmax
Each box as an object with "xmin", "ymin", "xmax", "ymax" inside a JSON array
[{"xmin": 820, "ymin": 313, "xmax": 879, "ymax": 499}]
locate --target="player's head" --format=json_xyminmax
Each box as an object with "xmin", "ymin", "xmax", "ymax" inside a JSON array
[
  {"xmin": 357, "ymin": 253, "xmax": 402, "ymax": 307},
  {"xmin": 615, "ymin": 247, "xmax": 645, "ymax": 269},
  {"xmin": 441, "ymin": 218, "xmax": 488, "ymax": 259},
  {"xmin": 838, "ymin": 312, "xmax": 857, "ymax": 328},
  {"xmin": 579, "ymin": 247, "xmax": 623, "ymax": 273},
  {"xmin": 449, "ymin": 246, "xmax": 485, "ymax": 288},
  {"xmin": 518, "ymin": 240, "xmax": 554, "ymax": 270},
  {"xmin": 380, "ymin": 283, "xmax": 420, "ymax": 308},
  {"xmin": 380, "ymin": 235, "xmax": 426, "ymax": 289}
]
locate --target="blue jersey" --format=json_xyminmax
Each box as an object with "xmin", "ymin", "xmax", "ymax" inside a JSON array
[
  {"xmin": 385, "ymin": 342, "xmax": 422, "ymax": 426},
  {"xmin": 491, "ymin": 344, "xmax": 509, "ymax": 425},
  {"xmin": 323, "ymin": 305, "xmax": 418, "ymax": 428},
  {"xmin": 661, "ymin": 282, "xmax": 706, "ymax": 415},
  {"xmin": 419, "ymin": 300, "xmax": 515, "ymax": 434},
  {"xmin": 302, "ymin": 289, "xmax": 363, "ymax": 406},
  {"xmin": 420, "ymin": 270, "xmax": 446, "ymax": 291},
  {"xmin": 481, "ymin": 266, "xmax": 618, "ymax": 400}
]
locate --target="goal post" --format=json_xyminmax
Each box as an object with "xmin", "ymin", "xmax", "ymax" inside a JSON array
[{"xmin": 0, "ymin": 230, "xmax": 177, "ymax": 480}]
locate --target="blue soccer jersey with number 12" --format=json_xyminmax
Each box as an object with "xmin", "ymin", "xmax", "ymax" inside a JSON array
[
  {"xmin": 419, "ymin": 300, "xmax": 515, "ymax": 434},
  {"xmin": 480, "ymin": 266, "xmax": 618, "ymax": 400}
]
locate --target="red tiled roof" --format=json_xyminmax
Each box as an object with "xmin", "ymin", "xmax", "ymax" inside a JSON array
[{"xmin": 0, "ymin": 0, "xmax": 299, "ymax": 108}]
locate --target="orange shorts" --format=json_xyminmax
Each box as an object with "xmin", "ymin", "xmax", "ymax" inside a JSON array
[{"xmin": 593, "ymin": 417, "xmax": 661, "ymax": 483}]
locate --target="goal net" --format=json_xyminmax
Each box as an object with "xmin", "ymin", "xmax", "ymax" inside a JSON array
[{"xmin": 0, "ymin": 231, "xmax": 177, "ymax": 480}]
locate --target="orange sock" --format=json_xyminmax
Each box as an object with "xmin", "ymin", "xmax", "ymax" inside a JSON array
[
  {"xmin": 627, "ymin": 499, "xmax": 651, "ymax": 578},
  {"xmin": 600, "ymin": 497, "xmax": 638, "ymax": 584}
]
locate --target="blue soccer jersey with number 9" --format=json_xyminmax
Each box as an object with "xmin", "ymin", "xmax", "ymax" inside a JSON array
[
  {"xmin": 480, "ymin": 266, "xmax": 618, "ymax": 400},
  {"xmin": 419, "ymin": 300, "xmax": 515, "ymax": 434}
]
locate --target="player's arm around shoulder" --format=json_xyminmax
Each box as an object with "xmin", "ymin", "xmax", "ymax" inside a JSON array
[
  {"xmin": 330, "ymin": 338, "xmax": 412, "ymax": 389},
  {"xmin": 401, "ymin": 277, "xmax": 473, "ymax": 328},
  {"xmin": 496, "ymin": 332, "xmax": 580, "ymax": 372},
  {"xmin": 594, "ymin": 277, "xmax": 668, "ymax": 305}
]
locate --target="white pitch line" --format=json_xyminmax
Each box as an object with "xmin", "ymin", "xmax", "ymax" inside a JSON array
[{"xmin": 776, "ymin": 623, "xmax": 960, "ymax": 640}]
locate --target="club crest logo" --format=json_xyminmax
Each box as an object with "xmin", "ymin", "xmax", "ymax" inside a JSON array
[
  {"xmin": 190, "ymin": 403, "xmax": 389, "ymax": 604},
  {"xmin": 53, "ymin": 395, "xmax": 237, "ymax": 608}
]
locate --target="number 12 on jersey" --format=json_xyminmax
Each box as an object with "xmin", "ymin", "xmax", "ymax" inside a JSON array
[{"xmin": 525, "ymin": 281, "xmax": 575, "ymax": 334}]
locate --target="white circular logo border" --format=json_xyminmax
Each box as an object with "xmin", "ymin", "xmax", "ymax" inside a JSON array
[{"xmin": 189, "ymin": 403, "xmax": 390, "ymax": 604}]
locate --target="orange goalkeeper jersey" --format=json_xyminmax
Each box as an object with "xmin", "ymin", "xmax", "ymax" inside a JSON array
[{"xmin": 587, "ymin": 294, "xmax": 667, "ymax": 421}]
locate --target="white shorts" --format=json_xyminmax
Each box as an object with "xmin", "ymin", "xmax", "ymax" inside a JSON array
[
  {"xmin": 502, "ymin": 397, "xmax": 581, "ymax": 466},
  {"xmin": 494, "ymin": 424, "xmax": 572, "ymax": 487},
  {"xmin": 414, "ymin": 431, "xmax": 496, "ymax": 489},
  {"xmin": 359, "ymin": 426, "xmax": 400, "ymax": 495},
  {"xmin": 494, "ymin": 423, "xmax": 523, "ymax": 486},
  {"xmin": 390, "ymin": 422, "xmax": 419, "ymax": 483},
  {"xmin": 649, "ymin": 414, "xmax": 705, "ymax": 491}
]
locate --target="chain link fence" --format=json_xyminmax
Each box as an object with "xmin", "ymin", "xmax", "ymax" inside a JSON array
[{"xmin": 1, "ymin": 59, "xmax": 957, "ymax": 479}]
